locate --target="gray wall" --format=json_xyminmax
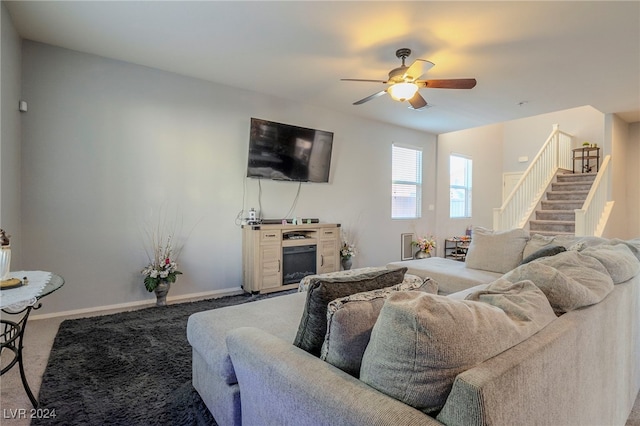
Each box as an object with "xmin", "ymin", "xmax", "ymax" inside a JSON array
[
  {"xmin": 20, "ymin": 41, "xmax": 437, "ymax": 315},
  {"xmin": 1, "ymin": 2, "xmax": 22, "ymax": 268}
]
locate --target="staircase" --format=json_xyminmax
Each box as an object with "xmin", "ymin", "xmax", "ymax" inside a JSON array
[{"xmin": 529, "ymin": 173, "xmax": 597, "ymax": 236}]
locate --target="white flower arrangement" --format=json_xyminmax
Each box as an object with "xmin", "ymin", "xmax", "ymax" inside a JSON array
[
  {"xmin": 141, "ymin": 234, "xmax": 182, "ymax": 292},
  {"xmin": 141, "ymin": 212, "xmax": 185, "ymax": 292},
  {"xmin": 340, "ymin": 241, "xmax": 357, "ymax": 259}
]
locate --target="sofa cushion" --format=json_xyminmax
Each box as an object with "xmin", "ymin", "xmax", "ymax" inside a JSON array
[
  {"xmin": 580, "ymin": 244, "xmax": 640, "ymax": 284},
  {"xmin": 520, "ymin": 245, "xmax": 566, "ymax": 265},
  {"xmin": 465, "ymin": 227, "xmax": 529, "ymax": 273},
  {"xmin": 186, "ymin": 291, "xmax": 308, "ymax": 386},
  {"xmin": 609, "ymin": 238, "xmax": 640, "ymax": 261},
  {"xmin": 387, "ymin": 257, "xmax": 502, "ymax": 295},
  {"xmin": 446, "ymin": 283, "xmax": 489, "ymax": 300},
  {"xmin": 320, "ymin": 276, "xmax": 438, "ymax": 377},
  {"xmin": 359, "ymin": 280, "xmax": 556, "ymax": 413},
  {"xmin": 504, "ymin": 250, "xmax": 613, "ymax": 313},
  {"xmin": 293, "ymin": 267, "xmax": 407, "ymax": 356}
]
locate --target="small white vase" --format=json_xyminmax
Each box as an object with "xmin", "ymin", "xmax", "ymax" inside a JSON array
[
  {"xmin": 415, "ymin": 250, "xmax": 431, "ymax": 259},
  {"xmin": 0, "ymin": 245, "xmax": 11, "ymax": 281}
]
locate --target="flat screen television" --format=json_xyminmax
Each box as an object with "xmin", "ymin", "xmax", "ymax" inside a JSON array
[{"xmin": 247, "ymin": 118, "xmax": 334, "ymax": 183}]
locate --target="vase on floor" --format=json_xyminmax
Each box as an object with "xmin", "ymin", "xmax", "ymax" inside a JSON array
[
  {"xmin": 341, "ymin": 257, "xmax": 353, "ymax": 270},
  {"xmin": 154, "ymin": 280, "xmax": 171, "ymax": 307},
  {"xmin": 415, "ymin": 250, "xmax": 431, "ymax": 259}
]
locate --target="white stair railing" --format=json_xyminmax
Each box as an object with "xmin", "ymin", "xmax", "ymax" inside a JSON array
[
  {"xmin": 493, "ymin": 124, "xmax": 573, "ymax": 231},
  {"xmin": 575, "ymin": 155, "xmax": 613, "ymax": 237}
]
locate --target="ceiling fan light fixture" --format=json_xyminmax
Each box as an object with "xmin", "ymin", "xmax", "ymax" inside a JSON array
[{"xmin": 388, "ymin": 82, "xmax": 418, "ymax": 102}]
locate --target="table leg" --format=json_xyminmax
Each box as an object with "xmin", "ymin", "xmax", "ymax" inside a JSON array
[{"xmin": 1, "ymin": 306, "xmax": 39, "ymax": 408}]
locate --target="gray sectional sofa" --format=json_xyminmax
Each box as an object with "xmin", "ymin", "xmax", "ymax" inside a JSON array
[{"xmin": 187, "ymin": 229, "xmax": 640, "ymax": 425}]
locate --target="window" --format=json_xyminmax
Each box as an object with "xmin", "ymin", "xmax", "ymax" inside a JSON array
[
  {"xmin": 450, "ymin": 154, "xmax": 472, "ymax": 218},
  {"xmin": 392, "ymin": 144, "xmax": 422, "ymax": 219}
]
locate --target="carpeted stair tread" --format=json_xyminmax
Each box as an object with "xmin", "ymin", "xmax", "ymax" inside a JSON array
[
  {"xmin": 530, "ymin": 219, "xmax": 575, "ymax": 233},
  {"xmin": 530, "ymin": 230, "xmax": 575, "ymax": 236},
  {"xmin": 535, "ymin": 210, "xmax": 575, "ymax": 221},
  {"xmin": 551, "ymin": 182, "xmax": 594, "ymax": 191},
  {"xmin": 556, "ymin": 173, "xmax": 597, "ymax": 183},
  {"xmin": 530, "ymin": 219, "xmax": 575, "ymax": 225},
  {"xmin": 541, "ymin": 200, "xmax": 584, "ymax": 210},
  {"xmin": 546, "ymin": 190, "xmax": 590, "ymax": 200}
]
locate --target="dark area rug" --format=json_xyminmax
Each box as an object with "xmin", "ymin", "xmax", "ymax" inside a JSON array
[{"xmin": 33, "ymin": 290, "xmax": 294, "ymax": 425}]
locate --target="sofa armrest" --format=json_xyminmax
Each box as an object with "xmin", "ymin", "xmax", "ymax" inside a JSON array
[{"xmin": 227, "ymin": 327, "xmax": 440, "ymax": 426}]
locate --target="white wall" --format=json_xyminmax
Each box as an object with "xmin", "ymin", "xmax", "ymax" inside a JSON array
[
  {"xmin": 502, "ymin": 105, "xmax": 605, "ymax": 173},
  {"xmin": 1, "ymin": 3, "xmax": 22, "ymax": 268},
  {"xmin": 435, "ymin": 122, "xmax": 504, "ymax": 254},
  {"xmin": 20, "ymin": 41, "xmax": 436, "ymax": 315},
  {"xmin": 603, "ymin": 114, "xmax": 632, "ymax": 238},
  {"xmin": 628, "ymin": 122, "xmax": 640, "ymax": 237}
]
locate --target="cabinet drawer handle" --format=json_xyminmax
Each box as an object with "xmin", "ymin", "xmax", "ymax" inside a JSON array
[
  {"xmin": 320, "ymin": 255, "xmax": 324, "ymax": 267},
  {"xmin": 278, "ymin": 260, "xmax": 281, "ymax": 272},
  {"xmin": 325, "ymin": 231, "xmax": 333, "ymax": 235},
  {"xmin": 265, "ymin": 233, "xmax": 277, "ymax": 238}
]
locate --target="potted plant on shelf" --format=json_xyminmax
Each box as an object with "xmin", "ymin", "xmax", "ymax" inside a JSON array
[
  {"xmin": 412, "ymin": 236, "xmax": 436, "ymax": 259},
  {"xmin": 340, "ymin": 241, "xmax": 357, "ymax": 270}
]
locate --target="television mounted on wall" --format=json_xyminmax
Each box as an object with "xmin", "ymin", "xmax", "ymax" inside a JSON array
[{"xmin": 246, "ymin": 118, "xmax": 334, "ymax": 183}]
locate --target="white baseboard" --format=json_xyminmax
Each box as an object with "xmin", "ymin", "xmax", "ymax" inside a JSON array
[{"xmin": 29, "ymin": 287, "xmax": 245, "ymax": 320}]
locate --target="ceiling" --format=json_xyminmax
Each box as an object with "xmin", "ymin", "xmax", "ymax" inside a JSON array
[{"xmin": 5, "ymin": 1, "xmax": 640, "ymax": 134}]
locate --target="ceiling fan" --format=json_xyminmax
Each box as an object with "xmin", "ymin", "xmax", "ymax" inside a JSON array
[{"xmin": 341, "ymin": 48, "xmax": 477, "ymax": 110}]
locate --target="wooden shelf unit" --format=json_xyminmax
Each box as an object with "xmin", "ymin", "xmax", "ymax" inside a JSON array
[
  {"xmin": 242, "ymin": 222, "xmax": 340, "ymax": 294},
  {"xmin": 572, "ymin": 146, "xmax": 600, "ymax": 173},
  {"xmin": 444, "ymin": 237, "xmax": 471, "ymax": 261}
]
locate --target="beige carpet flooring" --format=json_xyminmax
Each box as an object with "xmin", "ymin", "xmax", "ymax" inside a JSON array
[{"xmin": 2, "ymin": 309, "xmax": 640, "ymax": 426}]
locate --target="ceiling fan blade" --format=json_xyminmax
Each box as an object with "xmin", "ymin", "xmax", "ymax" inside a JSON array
[
  {"xmin": 417, "ymin": 78, "xmax": 477, "ymax": 89},
  {"xmin": 407, "ymin": 92, "xmax": 428, "ymax": 110},
  {"xmin": 402, "ymin": 59, "xmax": 435, "ymax": 81},
  {"xmin": 353, "ymin": 90, "xmax": 388, "ymax": 105},
  {"xmin": 341, "ymin": 78, "xmax": 389, "ymax": 83}
]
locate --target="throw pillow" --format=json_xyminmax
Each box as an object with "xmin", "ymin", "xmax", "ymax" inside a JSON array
[
  {"xmin": 520, "ymin": 245, "xmax": 566, "ymax": 265},
  {"xmin": 321, "ymin": 276, "xmax": 438, "ymax": 377},
  {"xmin": 504, "ymin": 250, "xmax": 613, "ymax": 313},
  {"xmin": 293, "ymin": 267, "xmax": 407, "ymax": 356},
  {"xmin": 464, "ymin": 227, "xmax": 529, "ymax": 273},
  {"xmin": 359, "ymin": 281, "xmax": 556, "ymax": 413},
  {"xmin": 298, "ymin": 266, "xmax": 389, "ymax": 292}
]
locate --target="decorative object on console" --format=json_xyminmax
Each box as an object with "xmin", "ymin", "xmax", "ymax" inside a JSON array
[{"xmin": 412, "ymin": 235, "xmax": 436, "ymax": 259}]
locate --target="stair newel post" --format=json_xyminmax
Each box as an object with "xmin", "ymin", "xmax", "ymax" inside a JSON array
[{"xmin": 575, "ymin": 209, "xmax": 586, "ymax": 236}]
